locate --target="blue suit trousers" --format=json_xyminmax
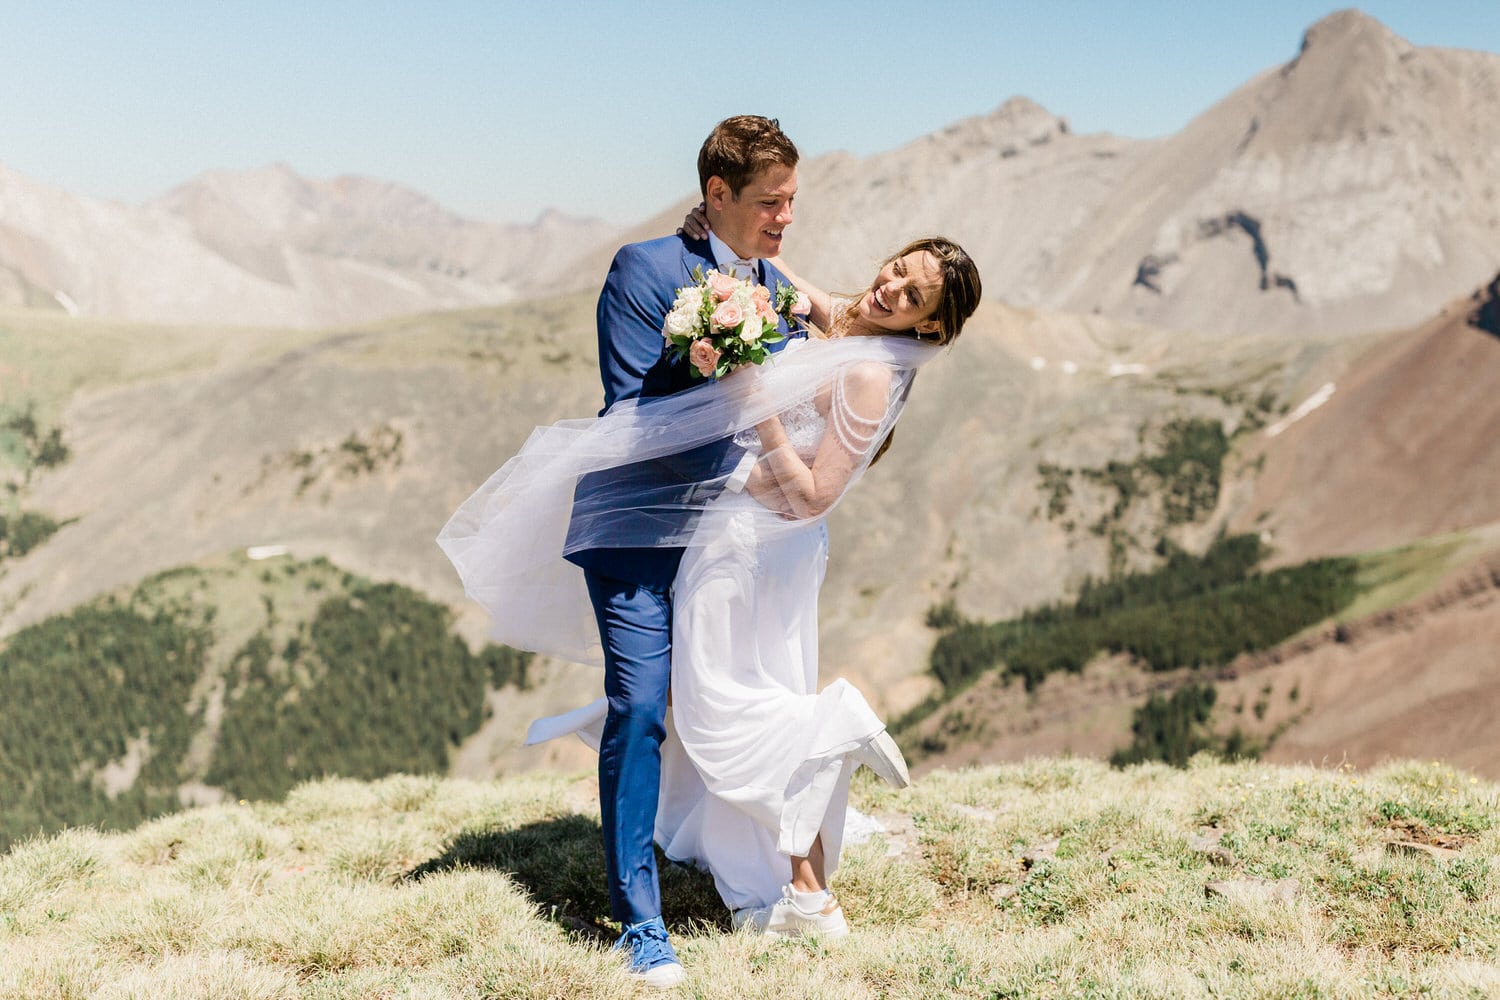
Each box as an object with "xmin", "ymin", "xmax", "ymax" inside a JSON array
[{"xmin": 585, "ymin": 569, "xmax": 673, "ymax": 924}]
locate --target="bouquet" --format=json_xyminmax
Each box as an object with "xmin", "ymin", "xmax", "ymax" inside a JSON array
[{"xmin": 662, "ymin": 267, "xmax": 810, "ymax": 379}]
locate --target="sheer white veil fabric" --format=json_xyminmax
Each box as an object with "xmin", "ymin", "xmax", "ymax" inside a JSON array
[{"xmin": 437, "ymin": 335, "xmax": 941, "ymax": 667}]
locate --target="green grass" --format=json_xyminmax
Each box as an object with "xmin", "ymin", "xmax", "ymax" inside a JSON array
[
  {"xmin": 2, "ymin": 759, "xmax": 1498, "ymax": 997},
  {"xmin": 1340, "ymin": 533, "xmax": 1472, "ymax": 623}
]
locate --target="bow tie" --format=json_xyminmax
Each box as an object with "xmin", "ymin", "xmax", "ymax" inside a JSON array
[{"xmin": 728, "ymin": 258, "xmax": 756, "ymax": 281}]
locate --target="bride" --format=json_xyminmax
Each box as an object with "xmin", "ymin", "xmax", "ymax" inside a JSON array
[{"xmin": 439, "ymin": 236, "xmax": 980, "ymax": 937}]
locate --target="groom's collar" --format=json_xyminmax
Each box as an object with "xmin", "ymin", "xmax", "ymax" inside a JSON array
[{"xmin": 707, "ymin": 230, "xmax": 757, "ymax": 274}]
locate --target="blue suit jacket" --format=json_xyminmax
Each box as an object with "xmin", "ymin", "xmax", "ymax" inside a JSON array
[{"xmin": 564, "ymin": 233, "xmax": 800, "ymax": 588}]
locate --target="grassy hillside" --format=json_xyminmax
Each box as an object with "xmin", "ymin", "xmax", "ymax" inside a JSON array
[
  {"xmin": 0, "ymin": 298, "xmax": 1355, "ymax": 724},
  {"xmin": 3, "ymin": 286, "xmax": 1496, "ymax": 808},
  {"xmin": 903, "ymin": 532, "xmax": 1361, "ymax": 760},
  {"xmin": 902, "ymin": 524, "xmax": 1500, "ymax": 776},
  {"xmin": 2, "ymin": 758, "xmax": 1497, "ymax": 998},
  {"xmin": 0, "ymin": 553, "xmax": 529, "ymax": 851}
]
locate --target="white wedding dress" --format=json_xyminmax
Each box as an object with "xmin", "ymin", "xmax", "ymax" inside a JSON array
[{"xmin": 526, "ymin": 339, "xmax": 893, "ymax": 912}]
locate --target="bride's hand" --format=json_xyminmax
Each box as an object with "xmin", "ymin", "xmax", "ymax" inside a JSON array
[{"xmin": 678, "ymin": 202, "xmax": 710, "ymax": 240}]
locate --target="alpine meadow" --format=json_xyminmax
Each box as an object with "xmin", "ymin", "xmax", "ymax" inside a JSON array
[{"xmin": 3, "ymin": 8, "xmax": 1500, "ymax": 998}]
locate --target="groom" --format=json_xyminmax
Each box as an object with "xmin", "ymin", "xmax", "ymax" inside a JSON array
[{"xmin": 564, "ymin": 115, "xmax": 800, "ymax": 988}]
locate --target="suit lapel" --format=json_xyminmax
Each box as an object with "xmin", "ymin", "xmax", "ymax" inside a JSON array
[{"xmin": 679, "ymin": 236, "xmax": 716, "ymax": 284}]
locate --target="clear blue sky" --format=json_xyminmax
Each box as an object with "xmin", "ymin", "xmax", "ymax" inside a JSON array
[{"xmin": 2, "ymin": 2, "xmax": 1497, "ymax": 226}]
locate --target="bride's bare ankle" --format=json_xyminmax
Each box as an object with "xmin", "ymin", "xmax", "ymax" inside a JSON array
[{"xmin": 789, "ymin": 855, "xmax": 825, "ymax": 893}]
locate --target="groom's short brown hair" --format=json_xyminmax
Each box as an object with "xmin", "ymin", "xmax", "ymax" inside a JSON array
[{"xmin": 698, "ymin": 116, "xmax": 799, "ymax": 198}]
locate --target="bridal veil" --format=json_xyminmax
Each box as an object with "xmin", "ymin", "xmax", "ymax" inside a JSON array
[{"xmin": 437, "ymin": 335, "xmax": 941, "ymax": 667}]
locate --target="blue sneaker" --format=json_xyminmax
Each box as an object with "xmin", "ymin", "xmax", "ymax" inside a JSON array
[{"xmin": 613, "ymin": 915, "xmax": 685, "ymax": 989}]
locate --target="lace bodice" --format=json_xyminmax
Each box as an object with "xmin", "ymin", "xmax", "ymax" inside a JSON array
[
  {"xmin": 731, "ymin": 340, "xmax": 828, "ymax": 462},
  {"xmin": 731, "ymin": 402, "xmax": 824, "ymax": 463},
  {"xmin": 780, "ymin": 398, "xmax": 827, "ymax": 463}
]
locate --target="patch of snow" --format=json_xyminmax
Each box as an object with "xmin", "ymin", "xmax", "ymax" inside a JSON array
[
  {"xmin": 247, "ymin": 544, "xmax": 290, "ymax": 560},
  {"xmin": 1265, "ymin": 382, "xmax": 1336, "ymax": 437}
]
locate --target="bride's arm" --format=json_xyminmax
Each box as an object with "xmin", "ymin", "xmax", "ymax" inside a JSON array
[{"xmin": 748, "ymin": 363, "xmax": 893, "ymax": 519}]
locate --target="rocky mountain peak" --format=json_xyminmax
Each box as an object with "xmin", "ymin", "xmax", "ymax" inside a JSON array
[
  {"xmin": 987, "ymin": 96, "xmax": 1068, "ymax": 135},
  {"xmin": 927, "ymin": 95, "xmax": 1070, "ymax": 159},
  {"xmin": 1296, "ymin": 8, "xmax": 1409, "ymax": 62},
  {"xmin": 1236, "ymin": 9, "xmax": 1427, "ymax": 156},
  {"xmin": 152, "ymin": 164, "xmax": 320, "ymax": 231}
]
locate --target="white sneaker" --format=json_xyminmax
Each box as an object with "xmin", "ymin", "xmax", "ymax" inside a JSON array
[
  {"xmin": 614, "ymin": 916, "xmax": 685, "ymax": 989},
  {"xmin": 856, "ymin": 730, "xmax": 910, "ymax": 788},
  {"xmin": 763, "ymin": 885, "xmax": 851, "ymax": 939},
  {"xmin": 634, "ymin": 963, "xmax": 686, "ymax": 990}
]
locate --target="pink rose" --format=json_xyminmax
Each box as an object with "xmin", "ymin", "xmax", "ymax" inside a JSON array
[
  {"xmin": 710, "ymin": 299, "xmax": 745, "ymax": 331},
  {"xmin": 752, "ymin": 284, "xmax": 772, "ymax": 303},
  {"xmin": 791, "ymin": 292, "xmax": 811, "ymax": 317},
  {"xmin": 756, "ymin": 298, "xmax": 778, "ymax": 324},
  {"xmin": 708, "ymin": 271, "xmax": 738, "ymax": 302},
  {"xmin": 689, "ymin": 338, "xmax": 721, "ymax": 377}
]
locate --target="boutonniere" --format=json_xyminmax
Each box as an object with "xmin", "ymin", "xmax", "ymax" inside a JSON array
[{"xmin": 774, "ymin": 281, "xmax": 812, "ymax": 332}]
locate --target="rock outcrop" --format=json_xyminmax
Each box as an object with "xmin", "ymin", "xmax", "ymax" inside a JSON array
[{"xmin": 1469, "ymin": 270, "xmax": 1500, "ymax": 338}]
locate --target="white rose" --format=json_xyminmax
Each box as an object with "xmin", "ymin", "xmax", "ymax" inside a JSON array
[
  {"xmin": 731, "ymin": 286, "xmax": 756, "ymax": 315},
  {"xmin": 663, "ymin": 306, "xmax": 697, "ymax": 339},
  {"xmin": 679, "ymin": 287, "xmax": 704, "ymax": 311},
  {"xmin": 739, "ymin": 322, "xmax": 761, "ymax": 343}
]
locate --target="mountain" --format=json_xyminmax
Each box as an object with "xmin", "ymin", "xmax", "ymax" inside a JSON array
[
  {"xmin": 1048, "ymin": 9, "xmax": 1500, "ymax": 335},
  {"xmin": 0, "ymin": 163, "xmax": 619, "ymax": 327},
  {"xmin": 901, "ymin": 270, "xmax": 1500, "ymax": 777},
  {"xmin": 779, "ymin": 96, "xmax": 1146, "ymax": 315},
  {"xmin": 784, "ymin": 10, "xmax": 1500, "ymax": 337},
  {"xmin": 557, "ymin": 96, "xmax": 1144, "ymax": 319},
  {"xmin": 4, "ymin": 12, "xmax": 1495, "ymax": 337},
  {"xmin": 3, "ymin": 9, "xmax": 1498, "ymax": 787},
  {"xmin": 3, "ymin": 247, "xmax": 1497, "ymax": 789},
  {"xmin": 908, "ymin": 535, "xmax": 1500, "ymax": 780},
  {"xmin": 1228, "ymin": 269, "xmax": 1500, "ymax": 561},
  {"xmin": 0, "ymin": 281, "xmax": 1403, "ymax": 776}
]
